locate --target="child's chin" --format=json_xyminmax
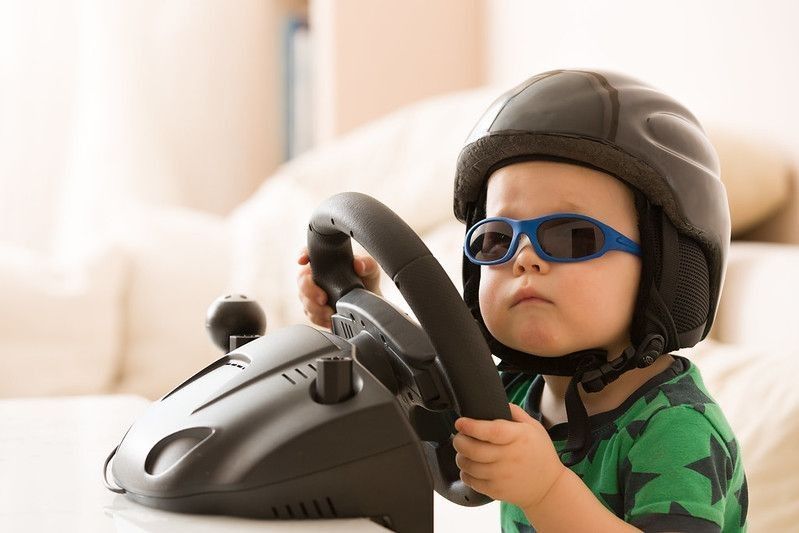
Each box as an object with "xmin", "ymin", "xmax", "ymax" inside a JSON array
[
  {"xmin": 523, "ymin": 348, "xmax": 573, "ymax": 357},
  {"xmin": 508, "ymin": 335, "xmax": 599, "ymax": 357},
  {"xmin": 505, "ymin": 338, "xmax": 566, "ymax": 356},
  {"xmin": 489, "ymin": 322, "xmax": 574, "ymax": 356}
]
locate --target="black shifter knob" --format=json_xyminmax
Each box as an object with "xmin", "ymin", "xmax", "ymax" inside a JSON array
[{"xmin": 206, "ymin": 294, "xmax": 266, "ymax": 352}]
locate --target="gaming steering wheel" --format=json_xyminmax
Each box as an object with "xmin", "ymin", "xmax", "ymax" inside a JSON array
[
  {"xmin": 307, "ymin": 191, "xmax": 512, "ymax": 506},
  {"xmin": 104, "ymin": 191, "xmax": 512, "ymax": 532}
]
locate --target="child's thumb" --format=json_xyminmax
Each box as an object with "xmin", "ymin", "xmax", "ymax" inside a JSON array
[
  {"xmin": 358, "ymin": 257, "xmax": 377, "ymax": 276},
  {"xmin": 509, "ymin": 402, "xmax": 535, "ymax": 424}
]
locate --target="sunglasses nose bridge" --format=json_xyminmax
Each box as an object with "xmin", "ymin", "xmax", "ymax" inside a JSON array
[
  {"xmin": 512, "ymin": 228, "xmax": 543, "ymax": 262},
  {"xmin": 517, "ymin": 231, "xmax": 533, "ymax": 250},
  {"xmin": 514, "ymin": 218, "xmax": 534, "ymax": 242},
  {"xmin": 517, "ymin": 219, "xmax": 540, "ymax": 250}
]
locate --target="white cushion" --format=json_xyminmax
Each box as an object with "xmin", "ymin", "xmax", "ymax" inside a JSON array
[
  {"xmin": 678, "ymin": 338, "xmax": 799, "ymax": 532},
  {"xmin": 0, "ymin": 244, "xmax": 126, "ymax": 397},
  {"xmin": 709, "ymin": 241, "xmax": 799, "ymax": 348},
  {"xmin": 707, "ymin": 126, "xmax": 794, "ymax": 237},
  {"xmin": 106, "ymin": 206, "xmax": 231, "ymax": 399}
]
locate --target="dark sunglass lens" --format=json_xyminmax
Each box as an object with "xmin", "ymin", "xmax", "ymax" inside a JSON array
[
  {"xmin": 538, "ymin": 218, "xmax": 604, "ymax": 258},
  {"xmin": 468, "ymin": 220, "xmax": 514, "ymax": 262}
]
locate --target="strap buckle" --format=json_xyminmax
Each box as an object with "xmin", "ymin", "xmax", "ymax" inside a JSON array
[{"xmin": 579, "ymin": 334, "xmax": 665, "ymax": 393}]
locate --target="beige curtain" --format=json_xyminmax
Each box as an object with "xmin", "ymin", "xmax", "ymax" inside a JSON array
[{"xmin": 0, "ymin": 0, "xmax": 289, "ymax": 263}]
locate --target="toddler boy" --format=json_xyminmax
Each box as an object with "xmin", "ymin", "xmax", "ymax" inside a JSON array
[
  {"xmin": 451, "ymin": 69, "xmax": 747, "ymax": 532},
  {"xmin": 297, "ymin": 69, "xmax": 748, "ymax": 532}
]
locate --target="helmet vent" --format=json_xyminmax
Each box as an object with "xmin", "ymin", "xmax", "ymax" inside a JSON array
[{"xmin": 672, "ymin": 236, "xmax": 710, "ymax": 332}]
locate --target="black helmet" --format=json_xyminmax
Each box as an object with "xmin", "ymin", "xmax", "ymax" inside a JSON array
[{"xmin": 453, "ymin": 69, "xmax": 731, "ymax": 462}]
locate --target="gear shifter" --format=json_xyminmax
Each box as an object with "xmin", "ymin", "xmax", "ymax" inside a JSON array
[{"xmin": 205, "ymin": 294, "xmax": 267, "ymax": 352}]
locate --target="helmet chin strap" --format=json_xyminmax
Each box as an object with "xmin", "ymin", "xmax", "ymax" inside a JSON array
[
  {"xmin": 495, "ymin": 331, "xmax": 665, "ymax": 466},
  {"xmin": 559, "ymin": 333, "xmax": 665, "ymax": 466}
]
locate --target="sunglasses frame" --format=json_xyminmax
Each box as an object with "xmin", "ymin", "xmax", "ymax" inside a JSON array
[{"xmin": 463, "ymin": 212, "xmax": 642, "ymax": 265}]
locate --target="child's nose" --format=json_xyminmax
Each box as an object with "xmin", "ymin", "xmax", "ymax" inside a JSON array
[{"xmin": 513, "ymin": 234, "xmax": 549, "ymax": 272}]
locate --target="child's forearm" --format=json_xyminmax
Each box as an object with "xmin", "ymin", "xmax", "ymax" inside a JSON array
[{"xmin": 522, "ymin": 467, "xmax": 642, "ymax": 532}]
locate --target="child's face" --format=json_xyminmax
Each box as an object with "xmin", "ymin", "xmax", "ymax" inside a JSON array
[{"xmin": 478, "ymin": 160, "xmax": 641, "ymax": 358}]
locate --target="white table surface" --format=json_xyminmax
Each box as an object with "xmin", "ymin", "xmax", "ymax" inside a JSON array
[{"xmin": 0, "ymin": 395, "xmax": 499, "ymax": 532}]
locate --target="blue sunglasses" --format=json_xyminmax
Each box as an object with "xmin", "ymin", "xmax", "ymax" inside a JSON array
[{"xmin": 464, "ymin": 213, "xmax": 642, "ymax": 265}]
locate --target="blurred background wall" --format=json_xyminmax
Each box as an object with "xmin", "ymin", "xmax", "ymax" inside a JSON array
[
  {"xmin": 1, "ymin": 0, "xmax": 796, "ymax": 261},
  {"xmin": 0, "ymin": 0, "xmax": 302, "ymax": 260},
  {"xmin": 485, "ymin": 0, "xmax": 799, "ymax": 157}
]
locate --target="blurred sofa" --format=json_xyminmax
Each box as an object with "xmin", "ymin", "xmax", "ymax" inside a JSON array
[{"xmin": 1, "ymin": 86, "xmax": 797, "ymax": 531}]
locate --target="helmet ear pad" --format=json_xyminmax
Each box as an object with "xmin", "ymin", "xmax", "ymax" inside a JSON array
[{"xmin": 631, "ymin": 188, "xmax": 711, "ymax": 354}]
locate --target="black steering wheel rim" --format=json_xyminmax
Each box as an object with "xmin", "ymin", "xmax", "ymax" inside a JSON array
[{"xmin": 306, "ymin": 191, "xmax": 512, "ymax": 506}]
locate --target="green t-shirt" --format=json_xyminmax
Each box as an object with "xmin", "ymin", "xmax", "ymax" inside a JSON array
[{"xmin": 500, "ymin": 355, "xmax": 748, "ymax": 532}]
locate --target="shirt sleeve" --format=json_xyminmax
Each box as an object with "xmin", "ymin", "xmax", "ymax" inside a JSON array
[{"xmin": 620, "ymin": 405, "xmax": 735, "ymax": 532}]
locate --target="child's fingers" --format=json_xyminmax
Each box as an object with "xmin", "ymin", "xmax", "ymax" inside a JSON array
[
  {"xmin": 304, "ymin": 249, "xmax": 372, "ymax": 277},
  {"xmin": 296, "ymin": 261, "xmax": 313, "ymax": 282},
  {"xmin": 459, "ymin": 470, "xmax": 488, "ymax": 493},
  {"xmin": 508, "ymin": 402, "xmax": 536, "ymax": 423},
  {"xmin": 354, "ymin": 255, "xmax": 382, "ymax": 293},
  {"xmin": 298, "ymin": 273, "xmax": 328, "ymax": 306},
  {"xmin": 455, "ymin": 453, "xmax": 494, "ymax": 480},
  {"xmin": 452, "ymin": 432, "xmax": 501, "ymax": 464},
  {"xmin": 304, "ymin": 304, "xmax": 334, "ymax": 327},
  {"xmin": 298, "ymin": 246, "xmax": 310, "ymax": 265},
  {"xmin": 356, "ymin": 257, "xmax": 378, "ymax": 279},
  {"xmin": 301, "ymin": 250, "xmax": 380, "ymax": 296},
  {"xmin": 300, "ymin": 297, "xmax": 334, "ymax": 328},
  {"xmin": 455, "ymin": 417, "xmax": 516, "ymax": 445},
  {"xmin": 297, "ymin": 275, "xmax": 333, "ymax": 326},
  {"xmin": 296, "ymin": 249, "xmax": 335, "ymax": 330}
]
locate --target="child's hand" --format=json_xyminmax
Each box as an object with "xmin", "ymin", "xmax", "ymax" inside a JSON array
[
  {"xmin": 296, "ymin": 246, "xmax": 382, "ymax": 330},
  {"xmin": 453, "ymin": 403, "xmax": 567, "ymax": 511}
]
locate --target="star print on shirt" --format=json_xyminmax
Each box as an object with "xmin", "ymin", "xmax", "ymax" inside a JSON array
[
  {"xmin": 685, "ymin": 434, "xmax": 733, "ymax": 505},
  {"xmin": 600, "ymin": 490, "xmax": 625, "ymax": 517},
  {"xmin": 625, "ymin": 418, "xmax": 648, "ymax": 439},
  {"xmin": 669, "ymin": 501, "xmax": 692, "ymax": 515},
  {"xmin": 735, "ymin": 476, "xmax": 748, "ymax": 527},
  {"xmin": 513, "ymin": 520, "xmax": 536, "ymax": 532},
  {"xmin": 726, "ymin": 437, "xmax": 739, "ymax": 467},
  {"xmin": 644, "ymin": 375, "xmax": 714, "ymax": 408},
  {"xmin": 583, "ymin": 422, "xmax": 617, "ymax": 463},
  {"xmin": 620, "ymin": 456, "xmax": 661, "ymax": 511}
]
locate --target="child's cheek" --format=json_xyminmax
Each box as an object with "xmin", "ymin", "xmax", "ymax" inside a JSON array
[{"xmin": 478, "ymin": 269, "xmax": 502, "ymax": 321}]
